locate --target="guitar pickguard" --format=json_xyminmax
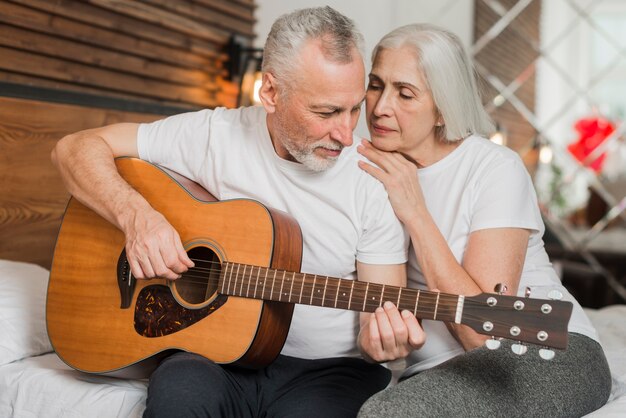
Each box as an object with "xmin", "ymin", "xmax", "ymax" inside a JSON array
[{"xmin": 134, "ymin": 285, "xmax": 228, "ymax": 337}]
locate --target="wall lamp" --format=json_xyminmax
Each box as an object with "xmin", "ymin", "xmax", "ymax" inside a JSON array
[{"xmin": 226, "ymin": 36, "xmax": 264, "ymax": 107}]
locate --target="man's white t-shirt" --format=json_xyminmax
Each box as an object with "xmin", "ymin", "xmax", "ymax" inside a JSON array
[
  {"xmin": 136, "ymin": 106, "xmax": 408, "ymax": 360},
  {"xmin": 403, "ymin": 135, "xmax": 599, "ymax": 377}
]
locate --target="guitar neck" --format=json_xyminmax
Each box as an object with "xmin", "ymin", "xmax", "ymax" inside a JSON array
[{"xmin": 219, "ymin": 262, "xmax": 462, "ymax": 323}]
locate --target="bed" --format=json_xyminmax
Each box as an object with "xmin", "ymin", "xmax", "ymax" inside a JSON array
[
  {"xmin": 0, "ymin": 97, "xmax": 625, "ymax": 417},
  {"xmin": 1, "ymin": 260, "xmax": 625, "ymax": 417}
]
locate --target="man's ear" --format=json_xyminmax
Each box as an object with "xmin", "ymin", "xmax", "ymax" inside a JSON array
[{"xmin": 258, "ymin": 72, "xmax": 278, "ymax": 113}]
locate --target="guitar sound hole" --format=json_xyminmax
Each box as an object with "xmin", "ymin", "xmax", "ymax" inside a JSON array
[{"xmin": 174, "ymin": 246, "xmax": 221, "ymax": 305}]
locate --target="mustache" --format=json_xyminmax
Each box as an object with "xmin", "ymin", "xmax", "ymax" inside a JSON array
[{"xmin": 312, "ymin": 140, "xmax": 344, "ymax": 152}]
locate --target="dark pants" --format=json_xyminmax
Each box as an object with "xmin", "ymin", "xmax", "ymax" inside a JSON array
[
  {"xmin": 359, "ymin": 333, "xmax": 611, "ymax": 418},
  {"xmin": 144, "ymin": 353, "xmax": 391, "ymax": 418}
]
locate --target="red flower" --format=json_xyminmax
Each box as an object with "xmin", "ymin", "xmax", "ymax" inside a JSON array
[{"xmin": 567, "ymin": 116, "xmax": 615, "ymax": 173}]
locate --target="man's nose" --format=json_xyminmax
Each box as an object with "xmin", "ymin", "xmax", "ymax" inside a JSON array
[{"xmin": 330, "ymin": 113, "xmax": 355, "ymax": 146}]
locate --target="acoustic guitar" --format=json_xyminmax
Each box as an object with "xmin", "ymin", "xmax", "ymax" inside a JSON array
[{"xmin": 47, "ymin": 158, "xmax": 573, "ymax": 378}]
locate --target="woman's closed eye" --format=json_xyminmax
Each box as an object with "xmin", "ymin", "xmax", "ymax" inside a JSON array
[{"xmin": 399, "ymin": 88, "xmax": 415, "ymax": 100}]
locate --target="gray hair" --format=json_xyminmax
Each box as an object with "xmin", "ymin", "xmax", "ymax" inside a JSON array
[
  {"xmin": 372, "ymin": 23, "xmax": 494, "ymax": 141},
  {"xmin": 262, "ymin": 6, "xmax": 364, "ymax": 87}
]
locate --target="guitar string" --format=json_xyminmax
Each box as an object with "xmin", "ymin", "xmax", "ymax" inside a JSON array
[
  {"xmin": 138, "ymin": 269, "xmax": 556, "ymax": 339},
  {"xmin": 149, "ymin": 261, "xmax": 462, "ymax": 313},
  {"xmin": 164, "ymin": 260, "xmax": 526, "ymax": 307},
  {"xmin": 140, "ymin": 260, "xmax": 562, "ymax": 334},
  {"xmin": 156, "ymin": 274, "xmax": 532, "ymax": 317}
]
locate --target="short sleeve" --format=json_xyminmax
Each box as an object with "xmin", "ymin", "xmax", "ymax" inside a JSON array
[
  {"xmin": 356, "ymin": 182, "xmax": 409, "ymax": 265},
  {"xmin": 137, "ymin": 109, "xmax": 214, "ymax": 181},
  {"xmin": 470, "ymin": 157, "xmax": 541, "ymax": 233}
]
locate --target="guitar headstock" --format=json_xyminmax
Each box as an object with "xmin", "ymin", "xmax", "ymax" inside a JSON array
[{"xmin": 462, "ymin": 290, "xmax": 573, "ymax": 357}]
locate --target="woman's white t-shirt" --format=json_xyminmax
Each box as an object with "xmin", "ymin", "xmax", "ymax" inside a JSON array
[{"xmin": 403, "ymin": 135, "xmax": 599, "ymax": 377}]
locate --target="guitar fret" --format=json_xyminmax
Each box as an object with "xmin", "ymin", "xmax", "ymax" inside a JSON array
[
  {"xmin": 220, "ymin": 263, "xmax": 228, "ymax": 294},
  {"xmin": 262, "ymin": 269, "xmax": 270, "ymax": 299},
  {"xmin": 270, "ymin": 270, "xmax": 277, "ymax": 300},
  {"xmin": 278, "ymin": 271, "xmax": 286, "ymax": 301},
  {"xmin": 379, "ymin": 284, "xmax": 385, "ymax": 307},
  {"xmin": 362, "ymin": 282, "xmax": 370, "ymax": 312},
  {"xmin": 298, "ymin": 273, "xmax": 305, "ymax": 304},
  {"xmin": 413, "ymin": 289, "xmax": 420, "ymax": 316},
  {"xmin": 226, "ymin": 264, "xmax": 239, "ymax": 295},
  {"xmin": 288, "ymin": 272, "xmax": 296, "ymax": 303},
  {"xmin": 433, "ymin": 291, "xmax": 440, "ymax": 320},
  {"xmin": 255, "ymin": 267, "xmax": 265, "ymax": 299},
  {"xmin": 309, "ymin": 275, "xmax": 316, "ymax": 305},
  {"xmin": 239, "ymin": 265, "xmax": 248, "ymax": 296},
  {"xmin": 232, "ymin": 264, "xmax": 240, "ymax": 295},
  {"xmin": 246, "ymin": 266, "xmax": 254, "ymax": 298},
  {"xmin": 348, "ymin": 280, "xmax": 354, "ymax": 310},
  {"xmin": 334, "ymin": 278, "xmax": 340, "ymax": 308},
  {"xmin": 322, "ymin": 277, "xmax": 329, "ymax": 305},
  {"xmin": 397, "ymin": 288, "xmax": 401, "ymax": 308},
  {"xmin": 224, "ymin": 263, "xmax": 230, "ymax": 294}
]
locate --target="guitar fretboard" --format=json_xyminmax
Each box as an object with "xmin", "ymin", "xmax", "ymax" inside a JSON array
[{"xmin": 219, "ymin": 262, "xmax": 463, "ymax": 323}]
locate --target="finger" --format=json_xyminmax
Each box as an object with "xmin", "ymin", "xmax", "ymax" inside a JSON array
[
  {"xmin": 374, "ymin": 304, "xmax": 397, "ymax": 351},
  {"xmin": 136, "ymin": 252, "xmax": 156, "ymax": 279},
  {"xmin": 150, "ymin": 246, "xmax": 182, "ymax": 280},
  {"xmin": 357, "ymin": 142, "xmax": 395, "ymax": 170},
  {"xmin": 384, "ymin": 301, "xmax": 409, "ymax": 343},
  {"xmin": 357, "ymin": 160, "xmax": 389, "ymax": 183},
  {"xmin": 402, "ymin": 310, "xmax": 426, "ymax": 348},
  {"xmin": 127, "ymin": 257, "xmax": 146, "ymax": 280},
  {"xmin": 366, "ymin": 310, "xmax": 385, "ymax": 357},
  {"xmin": 361, "ymin": 139, "xmax": 408, "ymax": 171},
  {"xmin": 160, "ymin": 234, "xmax": 192, "ymax": 275},
  {"xmin": 176, "ymin": 239, "xmax": 194, "ymax": 268}
]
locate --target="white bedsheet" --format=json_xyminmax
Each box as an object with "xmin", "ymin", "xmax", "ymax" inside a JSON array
[
  {"xmin": 0, "ymin": 306, "xmax": 624, "ymax": 418},
  {"xmin": 0, "ymin": 353, "xmax": 147, "ymax": 418}
]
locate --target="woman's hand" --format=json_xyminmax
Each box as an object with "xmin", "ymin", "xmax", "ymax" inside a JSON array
[
  {"xmin": 358, "ymin": 302, "xmax": 425, "ymax": 363},
  {"xmin": 357, "ymin": 139, "xmax": 425, "ymax": 225}
]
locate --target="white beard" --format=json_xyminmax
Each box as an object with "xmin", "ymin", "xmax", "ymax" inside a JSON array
[{"xmin": 282, "ymin": 139, "xmax": 343, "ymax": 172}]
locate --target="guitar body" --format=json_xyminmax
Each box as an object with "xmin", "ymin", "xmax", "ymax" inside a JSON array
[{"xmin": 47, "ymin": 158, "xmax": 303, "ymax": 377}]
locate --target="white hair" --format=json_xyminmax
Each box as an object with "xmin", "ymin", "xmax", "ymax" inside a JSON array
[
  {"xmin": 262, "ymin": 6, "xmax": 364, "ymax": 89},
  {"xmin": 372, "ymin": 23, "xmax": 494, "ymax": 141}
]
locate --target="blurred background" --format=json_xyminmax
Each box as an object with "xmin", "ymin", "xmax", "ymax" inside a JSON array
[{"xmin": 0, "ymin": 0, "xmax": 624, "ymax": 307}]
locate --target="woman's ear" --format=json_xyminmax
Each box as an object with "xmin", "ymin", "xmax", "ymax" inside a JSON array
[
  {"xmin": 435, "ymin": 111, "xmax": 444, "ymax": 127},
  {"xmin": 258, "ymin": 72, "xmax": 278, "ymax": 113}
]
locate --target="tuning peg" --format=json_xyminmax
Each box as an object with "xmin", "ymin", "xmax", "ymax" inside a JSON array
[
  {"xmin": 494, "ymin": 283, "xmax": 508, "ymax": 295},
  {"xmin": 539, "ymin": 349, "xmax": 555, "ymax": 360},
  {"xmin": 547, "ymin": 289, "xmax": 563, "ymax": 300},
  {"xmin": 511, "ymin": 343, "xmax": 528, "ymax": 355},
  {"xmin": 524, "ymin": 287, "xmax": 531, "ymax": 298},
  {"xmin": 485, "ymin": 338, "xmax": 501, "ymax": 350}
]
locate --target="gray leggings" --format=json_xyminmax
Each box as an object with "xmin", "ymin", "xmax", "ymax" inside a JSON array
[{"xmin": 359, "ymin": 333, "xmax": 611, "ymax": 418}]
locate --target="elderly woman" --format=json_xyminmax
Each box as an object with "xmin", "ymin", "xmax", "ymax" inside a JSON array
[{"xmin": 356, "ymin": 23, "xmax": 611, "ymax": 417}]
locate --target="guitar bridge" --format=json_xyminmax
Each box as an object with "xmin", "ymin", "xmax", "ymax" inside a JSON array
[{"xmin": 117, "ymin": 249, "xmax": 136, "ymax": 309}]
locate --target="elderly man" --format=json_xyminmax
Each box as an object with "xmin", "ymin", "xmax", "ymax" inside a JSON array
[{"xmin": 52, "ymin": 6, "xmax": 422, "ymax": 418}]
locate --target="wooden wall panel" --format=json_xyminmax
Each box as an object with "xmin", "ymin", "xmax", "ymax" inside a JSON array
[
  {"xmin": 0, "ymin": 0, "xmax": 257, "ymax": 109},
  {"xmin": 0, "ymin": 97, "xmax": 164, "ymax": 269}
]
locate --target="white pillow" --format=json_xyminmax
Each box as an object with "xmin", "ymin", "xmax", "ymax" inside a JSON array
[{"xmin": 0, "ymin": 259, "xmax": 53, "ymax": 366}]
